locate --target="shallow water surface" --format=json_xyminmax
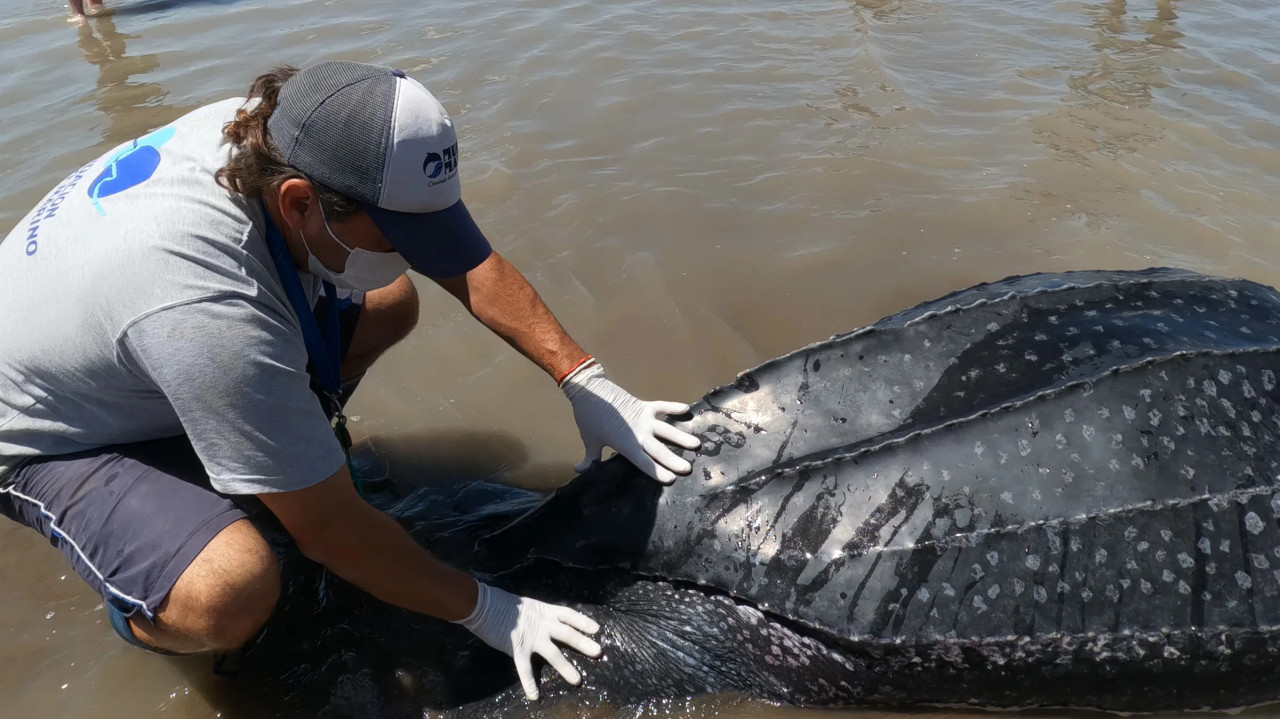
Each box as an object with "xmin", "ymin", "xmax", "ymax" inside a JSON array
[{"xmin": 1, "ymin": 0, "xmax": 1279, "ymax": 716}]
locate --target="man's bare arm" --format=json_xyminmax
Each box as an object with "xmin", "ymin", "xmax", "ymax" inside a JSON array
[
  {"xmin": 432, "ymin": 250, "xmax": 587, "ymax": 381},
  {"xmin": 257, "ymin": 465, "xmax": 478, "ymax": 621}
]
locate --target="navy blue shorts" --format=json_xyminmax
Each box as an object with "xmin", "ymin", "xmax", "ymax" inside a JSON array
[{"xmin": 0, "ymin": 296, "xmax": 361, "ymax": 649}]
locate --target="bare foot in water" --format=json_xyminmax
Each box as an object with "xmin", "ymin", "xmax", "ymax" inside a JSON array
[{"xmin": 86, "ymin": 0, "xmax": 106, "ymax": 15}]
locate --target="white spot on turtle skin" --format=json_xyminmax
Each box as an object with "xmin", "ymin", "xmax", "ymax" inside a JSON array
[
  {"xmin": 1105, "ymin": 584, "xmax": 1121, "ymax": 602},
  {"xmin": 1177, "ymin": 552, "xmax": 1195, "ymax": 569},
  {"xmin": 1140, "ymin": 579, "xmax": 1154, "ymax": 595},
  {"xmin": 1082, "ymin": 425, "xmax": 1096, "ymax": 441},
  {"xmin": 916, "ymin": 587, "xmax": 931, "ymax": 603},
  {"xmin": 1057, "ymin": 581, "xmax": 1071, "ymax": 594},
  {"xmin": 1064, "ymin": 408, "xmax": 1075, "ymax": 423},
  {"xmin": 1263, "ymin": 370, "xmax": 1276, "ymax": 391},
  {"xmin": 971, "ymin": 564, "xmax": 986, "ymax": 580},
  {"xmin": 941, "ymin": 469, "xmax": 951, "ymax": 482},
  {"xmin": 998, "ymin": 451, "xmax": 1009, "ymax": 465},
  {"xmin": 1000, "ymin": 491, "xmax": 1015, "ymax": 505},
  {"xmin": 1218, "ymin": 369, "xmax": 1233, "ymax": 385},
  {"xmin": 987, "ymin": 584, "xmax": 1001, "ymax": 599},
  {"xmin": 1243, "ymin": 381, "xmax": 1257, "ymax": 399},
  {"xmin": 1098, "ymin": 406, "xmax": 1111, "ymax": 419},
  {"xmin": 1094, "ymin": 548, "xmax": 1109, "ymax": 566},
  {"xmin": 1237, "ymin": 571, "xmax": 1254, "ymax": 590},
  {"xmin": 1252, "ymin": 554, "xmax": 1271, "ymax": 570},
  {"xmin": 986, "ymin": 322, "xmax": 1000, "ymax": 332},
  {"xmin": 986, "ymin": 551, "xmax": 1000, "ymax": 567},
  {"xmin": 1162, "ymin": 569, "xmax": 1176, "ymax": 583},
  {"xmin": 943, "ymin": 583, "xmax": 956, "ymax": 597},
  {"xmin": 1025, "ymin": 555, "xmax": 1042, "ymax": 570},
  {"xmin": 1017, "ymin": 439, "xmax": 1033, "ymax": 457},
  {"xmin": 974, "ymin": 441, "xmax": 985, "ymax": 458},
  {"xmin": 1054, "ymin": 433, "xmax": 1068, "ymax": 450},
  {"xmin": 972, "ymin": 596, "xmax": 989, "ymax": 614},
  {"xmin": 1123, "ymin": 405, "xmax": 1137, "ymax": 421},
  {"xmin": 1160, "ymin": 529, "xmax": 1173, "ymax": 542},
  {"xmin": 1070, "ymin": 536, "xmax": 1083, "ymax": 552},
  {"xmin": 1131, "ymin": 454, "xmax": 1145, "ymax": 469},
  {"xmin": 1025, "ymin": 350, "xmax": 1040, "ymax": 362},
  {"xmin": 1140, "ymin": 388, "xmax": 1153, "ymax": 403},
  {"xmin": 1181, "ymin": 465, "xmax": 1196, "ymax": 480},
  {"xmin": 1119, "ymin": 578, "xmax": 1132, "ymax": 590},
  {"xmin": 1202, "ymin": 380, "xmax": 1218, "ymax": 398},
  {"xmin": 1149, "ymin": 409, "xmax": 1163, "ymax": 427},
  {"xmin": 1080, "ymin": 588, "xmax": 1094, "ymax": 602},
  {"xmin": 1062, "ymin": 469, "xmax": 1075, "ymax": 484},
  {"xmin": 1013, "ymin": 578, "xmax": 1025, "ymax": 596},
  {"xmin": 954, "ymin": 507, "xmax": 972, "ymax": 528},
  {"xmin": 1246, "ymin": 512, "xmax": 1265, "ymax": 535},
  {"xmin": 1206, "ymin": 562, "xmax": 1217, "ymax": 575},
  {"xmin": 1137, "ymin": 541, "xmax": 1150, "ymax": 553},
  {"xmin": 1123, "ymin": 526, "xmax": 1138, "ymax": 541},
  {"xmin": 1198, "ymin": 537, "xmax": 1212, "ymax": 554},
  {"xmin": 1155, "ymin": 549, "xmax": 1168, "ymax": 561},
  {"xmin": 1033, "ymin": 585, "xmax": 1048, "ymax": 603},
  {"xmin": 1220, "ymin": 398, "xmax": 1237, "ymax": 419}
]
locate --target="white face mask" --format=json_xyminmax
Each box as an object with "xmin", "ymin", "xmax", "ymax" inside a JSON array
[{"xmin": 300, "ymin": 214, "xmax": 411, "ymax": 292}]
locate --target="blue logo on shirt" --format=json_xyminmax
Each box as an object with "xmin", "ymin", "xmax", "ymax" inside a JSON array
[{"xmin": 87, "ymin": 125, "xmax": 177, "ymax": 215}]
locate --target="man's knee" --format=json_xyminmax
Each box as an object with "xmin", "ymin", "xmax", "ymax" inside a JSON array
[
  {"xmin": 353, "ymin": 274, "xmax": 420, "ymax": 357},
  {"xmin": 373, "ymin": 274, "xmax": 420, "ymax": 345},
  {"xmin": 158, "ymin": 519, "xmax": 281, "ymax": 651}
]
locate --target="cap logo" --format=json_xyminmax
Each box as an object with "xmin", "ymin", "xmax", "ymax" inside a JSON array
[{"xmin": 423, "ymin": 142, "xmax": 459, "ymax": 184}]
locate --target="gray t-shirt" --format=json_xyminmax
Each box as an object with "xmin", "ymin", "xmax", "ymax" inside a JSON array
[{"xmin": 0, "ymin": 99, "xmax": 346, "ymax": 494}]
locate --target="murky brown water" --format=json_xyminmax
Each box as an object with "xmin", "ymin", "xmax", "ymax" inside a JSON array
[{"xmin": 3, "ymin": 0, "xmax": 1280, "ymax": 716}]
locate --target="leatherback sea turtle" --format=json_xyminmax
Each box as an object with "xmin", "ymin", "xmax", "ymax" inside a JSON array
[{"xmin": 232, "ymin": 268, "xmax": 1280, "ymax": 717}]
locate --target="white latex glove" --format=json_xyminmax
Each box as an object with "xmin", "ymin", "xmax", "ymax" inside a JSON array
[
  {"xmin": 454, "ymin": 580, "xmax": 602, "ymax": 700},
  {"xmin": 560, "ymin": 360, "xmax": 702, "ymax": 483}
]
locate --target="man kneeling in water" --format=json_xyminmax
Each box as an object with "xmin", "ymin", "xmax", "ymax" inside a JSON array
[{"xmin": 0, "ymin": 61, "xmax": 700, "ymax": 700}]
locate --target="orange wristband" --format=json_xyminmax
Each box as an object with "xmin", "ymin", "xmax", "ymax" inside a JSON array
[{"xmin": 556, "ymin": 355, "xmax": 595, "ymax": 387}]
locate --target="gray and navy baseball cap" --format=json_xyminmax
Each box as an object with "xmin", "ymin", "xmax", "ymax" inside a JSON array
[{"xmin": 267, "ymin": 61, "xmax": 491, "ymax": 278}]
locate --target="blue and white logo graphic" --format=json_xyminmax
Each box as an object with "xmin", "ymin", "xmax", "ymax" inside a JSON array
[
  {"xmin": 422, "ymin": 142, "xmax": 458, "ymax": 181},
  {"xmin": 87, "ymin": 125, "xmax": 176, "ymax": 215}
]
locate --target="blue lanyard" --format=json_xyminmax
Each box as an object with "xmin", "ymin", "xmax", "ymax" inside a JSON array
[{"xmin": 260, "ymin": 208, "xmax": 343, "ymax": 407}]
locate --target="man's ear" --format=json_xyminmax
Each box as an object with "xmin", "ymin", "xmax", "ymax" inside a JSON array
[{"xmin": 276, "ymin": 178, "xmax": 319, "ymax": 234}]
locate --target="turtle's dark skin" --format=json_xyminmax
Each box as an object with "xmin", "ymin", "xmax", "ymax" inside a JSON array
[{"xmin": 219, "ymin": 269, "xmax": 1280, "ymax": 717}]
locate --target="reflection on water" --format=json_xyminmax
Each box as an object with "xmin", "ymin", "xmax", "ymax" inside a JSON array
[
  {"xmin": 74, "ymin": 13, "xmax": 194, "ymax": 147},
  {"xmin": 1073, "ymin": 0, "xmax": 1181, "ymax": 110}
]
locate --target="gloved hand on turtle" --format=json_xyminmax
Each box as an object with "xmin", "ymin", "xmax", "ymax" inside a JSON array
[
  {"xmin": 455, "ymin": 580, "xmax": 603, "ymax": 700},
  {"xmin": 560, "ymin": 357, "xmax": 702, "ymax": 484}
]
